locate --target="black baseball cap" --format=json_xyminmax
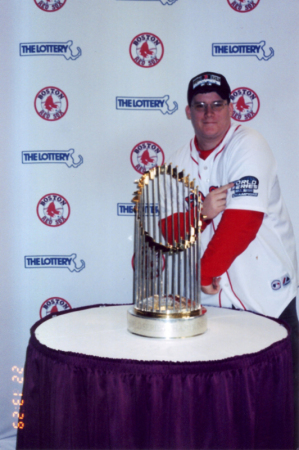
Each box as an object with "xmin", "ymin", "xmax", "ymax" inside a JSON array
[{"xmin": 187, "ymin": 72, "xmax": 231, "ymax": 105}]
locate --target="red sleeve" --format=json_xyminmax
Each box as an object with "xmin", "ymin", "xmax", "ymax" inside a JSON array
[
  {"xmin": 201, "ymin": 209, "xmax": 264, "ymax": 286},
  {"xmin": 159, "ymin": 210, "xmax": 217, "ymax": 243},
  {"xmin": 159, "ymin": 210, "xmax": 196, "ymax": 245}
]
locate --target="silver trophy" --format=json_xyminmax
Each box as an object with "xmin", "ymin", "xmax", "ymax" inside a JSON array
[{"xmin": 127, "ymin": 164, "xmax": 207, "ymax": 338}]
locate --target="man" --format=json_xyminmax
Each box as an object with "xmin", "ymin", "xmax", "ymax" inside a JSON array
[{"xmin": 163, "ymin": 71, "xmax": 298, "ymax": 447}]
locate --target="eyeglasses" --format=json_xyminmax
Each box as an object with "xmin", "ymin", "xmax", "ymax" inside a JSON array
[{"xmin": 191, "ymin": 100, "xmax": 228, "ymax": 113}]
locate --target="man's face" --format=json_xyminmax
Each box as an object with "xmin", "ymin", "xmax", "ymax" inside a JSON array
[{"xmin": 185, "ymin": 92, "xmax": 233, "ymax": 149}]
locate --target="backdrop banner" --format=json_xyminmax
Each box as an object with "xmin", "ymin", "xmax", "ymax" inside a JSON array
[{"xmin": 0, "ymin": 1, "xmax": 298, "ymax": 448}]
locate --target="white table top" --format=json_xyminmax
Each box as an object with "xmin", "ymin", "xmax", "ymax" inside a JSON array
[{"xmin": 35, "ymin": 305, "xmax": 287, "ymax": 362}]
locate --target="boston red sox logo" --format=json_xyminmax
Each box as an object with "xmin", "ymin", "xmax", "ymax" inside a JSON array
[
  {"xmin": 34, "ymin": 86, "xmax": 68, "ymax": 121},
  {"xmin": 37, "ymin": 193, "xmax": 70, "ymax": 227},
  {"xmin": 34, "ymin": 0, "xmax": 67, "ymax": 12},
  {"xmin": 130, "ymin": 33, "xmax": 164, "ymax": 68},
  {"xmin": 230, "ymin": 87, "xmax": 260, "ymax": 122},
  {"xmin": 40, "ymin": 297, "xmax": 72, "ymax": 318},
  {"xmin": 130, "ymin": 141, "xmax": 165, "ymax": 174},
  {"xmin": 227, "ymin": 0, "xmax": 260, "ymax": 13}
]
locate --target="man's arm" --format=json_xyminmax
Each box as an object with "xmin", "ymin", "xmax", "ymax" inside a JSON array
[
  {"xmin": 201, "ymin": 209, "xmax": 264, "ymax": 294},
  {"xmin": 159, "ymin": 183, "xmax": 235, "ymax": 241},
  {"xmin": 159, "ymin": 184, "xmax": 263, "ymax": 295}
]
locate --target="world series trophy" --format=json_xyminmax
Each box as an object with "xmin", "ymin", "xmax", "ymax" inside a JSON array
[{"xmin": 127, "ymin": 164, "xmax": 207, "ymax": 339}]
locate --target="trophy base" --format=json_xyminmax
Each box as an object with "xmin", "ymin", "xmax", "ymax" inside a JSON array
[{"xmin": 127, "ymin": 306, "xmax": 207, "ymax": 339}]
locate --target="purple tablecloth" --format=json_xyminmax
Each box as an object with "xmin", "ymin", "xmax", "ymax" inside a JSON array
[{"xmin": 17, "ymin": 304, "xmax": 294, "ymax": 449}]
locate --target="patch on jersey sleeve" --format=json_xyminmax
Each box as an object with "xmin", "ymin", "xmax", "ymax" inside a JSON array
[
  {"xmin": 271, "ymin": 274, "xmax": 291, "ymax": 291},
  {"xmin": 232, "ymin": 176, "xmax": 259, "ymax": 197},
  {"xmin": 271, "ymin": 280, "xmax": 281, "ymax": 291},
  {"xmin": 282, "ymin": 274, "xmax": 291, "ymax": 287}
]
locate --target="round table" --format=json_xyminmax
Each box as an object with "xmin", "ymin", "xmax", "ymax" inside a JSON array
[{"xmin": 17, "ymin": 304, "xmax": 294, "ymax": 450}]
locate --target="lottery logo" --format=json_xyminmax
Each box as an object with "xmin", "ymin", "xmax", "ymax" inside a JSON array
[
  {"xmin": 37, "ymin": 193, "xmax": 70, "ymax": 227},
  {"xmin": 40, "ymin": 297, "xmax": 72, "ymax": 318},
  {"xmin": 130, "ymin": 141, "xmax": 165, "ymax": 174},
  {"xmin": 230, "ymin": 87, "xmax": 260, "ymax": 122},
  {"xmin": 129, "ymin": 33, "xmax": 164, "ymax": 68},
  {"xmin": 34, "ymin": 0, "xmax": 67, "ymax": 12},
  {"xmin": 34, "ymin": 86, "xmax": 68, "ymax": 121},
  {"xmin": 227, "ymin": 0, "xmax": 260, "ymax": 13},
  {"xmin": 132, "ymin": 251, "xmax": 165, "ymax": 279}
]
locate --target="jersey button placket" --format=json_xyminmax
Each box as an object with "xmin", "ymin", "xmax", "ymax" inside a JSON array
[{"xmin": 199, "ymin": 160, "xmax": 210, "ymax": 191}]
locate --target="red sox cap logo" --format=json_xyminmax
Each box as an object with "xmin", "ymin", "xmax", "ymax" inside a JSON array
[
  {"xmin": 227, "ymin": 0, "xmax": 260, "ymax": 13},
  {"xmin": 40, "ymin": 297, "xmax": 72, "ymax": 318},
  {"xmin": 34, "ymin": 86, "xmax": 68, "ymax": 121},
  {"xmin": 130, "ymin": 33, "xmax": 164, "ymax": 68},
  {"xmin": 37, "ymin": 193, "xmax": 70, "ymax": 227},
  {"xmin": 130, "ymin": 141, "xmax": 165, "ymax": 174},
  {"xmin": 34, "ymin": 0, "xmax": 67, "ymax": 12},
  {"xmin": 230, "ymin": 87, "xmax": 260, "ymax": 122}
]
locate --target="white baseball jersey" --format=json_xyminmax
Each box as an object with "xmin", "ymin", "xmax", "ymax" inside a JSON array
[{"xmin": 168, "ymin": 124, "xmax": 298, "ymax": 318}]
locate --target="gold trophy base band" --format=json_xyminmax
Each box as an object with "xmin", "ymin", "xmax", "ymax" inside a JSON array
[{"xmin": 127, "ymin": 306, "xmax": 207, "ymax": 339}]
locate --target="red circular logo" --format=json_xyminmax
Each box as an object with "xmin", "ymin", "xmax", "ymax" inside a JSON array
[
  {"xmin": 34, "ymin": 0, "xmax": 67, "ymax": 12},
  {"xmin": 40, "ymin": 297, "xmax": 72, "ymax": 318},
  {"xmin": 231, "ymin": 87, "xmax": 260, "ymax": 122},
  {"xmin": 129, "ymin": 33, "xmax": 164, "ymax": 68},
  {"xmin": 130, "ymin": 141, "xmax": 165, "ymax": 174},
  {"xmin": 227, "ymin": 0, "xmax": 260, "ymax": 13},
  {"xmin": 34, "ymin": 86, "xmax": 68, "ymax": 121},
  {"xmin": 37, "ymin": 193, "xmax": 70, "ymax": 227}
]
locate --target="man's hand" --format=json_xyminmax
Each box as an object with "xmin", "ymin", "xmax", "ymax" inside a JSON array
[
  {"xmin": 201, "ymin": 183, "xmax": 234, "ymax": 220},
  {"xmin": 201, "ymin": 277, "xmax": 221, "ymax": 295}
]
